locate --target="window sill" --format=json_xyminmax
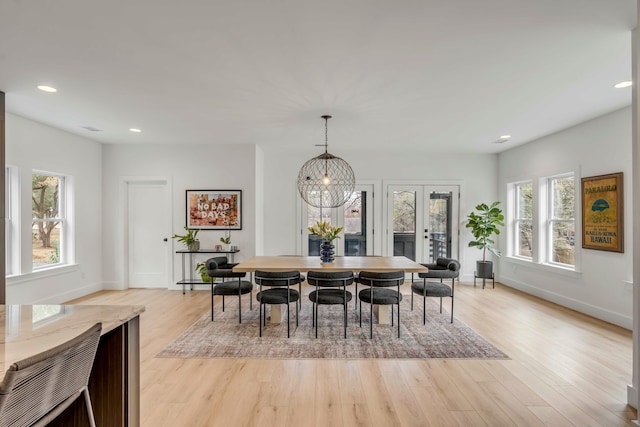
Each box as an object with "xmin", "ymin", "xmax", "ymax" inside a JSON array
[
  {"xmin": 502, "ymin": 256, "xmax": 581, "ymax": 278},
  {"xmin": 7, "ymin": 264, "xmax": 80, "ymax": 286}
]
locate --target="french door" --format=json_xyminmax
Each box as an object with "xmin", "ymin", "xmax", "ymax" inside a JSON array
[
  {"xmin": 386, "ymin": 185, "xmax": 459, "ymax": 263},
  {"xmin": 300, "ymin": 184, "xmax": 374, "ymax": 256}
]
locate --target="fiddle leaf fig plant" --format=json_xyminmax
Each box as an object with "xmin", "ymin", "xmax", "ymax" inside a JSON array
[{"xmin": 466, "ymin": 201, "xmax": 505, "ymax": 262}]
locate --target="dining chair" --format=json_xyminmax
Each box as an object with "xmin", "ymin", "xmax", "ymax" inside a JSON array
[
  {"xmin": 357, "ymin": 270, "xmax": 405, "ymax": 338},
  {"xmin": 206, "ymin": 256, "xmax": 253, "ymax": 323},
  {"xmin": 254, "ymin": 270, "xmax": 301, "ymax": 338},
  {"xmin": 411, "ymin": 257, "xmax": 459, "ymax": 324},
  {"xmin": 0, "ymin": 322, "xmax": 102, "ymax": 427},
  {"xmin": 307, "ymin": 270, "xmax": 355, "ymax": 338}
]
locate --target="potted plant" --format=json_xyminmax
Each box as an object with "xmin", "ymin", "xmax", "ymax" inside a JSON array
[
  {"xmin": 172, "ymin": 226, "xmax": 200, "ymax": 251},
  {"xmin": 220, "ymin": 230, "xmax": 231, "ymax": 251},
  {"xmin": 195, "ymin": 262, "xmax": 212, "ymax": 283},
  {"xmin": 308, "ymin": 221, "xmax": 343, "ymax": 262},
  {"xmin": 466, "ymin": 201, "xmax": 504, "ymax": 280}
]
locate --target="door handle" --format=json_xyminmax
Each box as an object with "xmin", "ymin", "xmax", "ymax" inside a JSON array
[{"xmin": 163, "ymin": 238, "xmax": 168, "ymax": 242}]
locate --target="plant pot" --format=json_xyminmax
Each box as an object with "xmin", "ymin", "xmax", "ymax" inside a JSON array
[
  {"xmin": 320, "ymin": 241, "xmax": 335, "ymax": 263},
  {"xmin": 476, "ymin": 260, "xmax": 493, "ymax": 279},
  {"xmin": 187, "ymin": 240, "xmax": 200, "ymax": 251}
]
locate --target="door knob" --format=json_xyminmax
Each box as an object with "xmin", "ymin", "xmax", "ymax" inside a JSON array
[{"xmin": 163, "ymin": 238, "xmax": 168, "ymax": 242}]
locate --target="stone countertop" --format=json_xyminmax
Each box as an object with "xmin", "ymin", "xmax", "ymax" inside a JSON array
[{"xmin": 0, "ymin": 304, "xmax": 145, "ymax": 372}]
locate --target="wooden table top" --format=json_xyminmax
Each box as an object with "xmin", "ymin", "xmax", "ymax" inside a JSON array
[{"xmin": 232, "ymin": 256, "xmax": 428, "ymax": 273}]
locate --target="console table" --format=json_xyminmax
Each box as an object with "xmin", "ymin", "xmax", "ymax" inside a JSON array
[{"xmin": 176, "ymin": 249, "xmax": 240, "ymax": 294}]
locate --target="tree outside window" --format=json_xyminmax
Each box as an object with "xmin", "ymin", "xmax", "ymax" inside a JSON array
[
  {"xmin": 32, "ymin": 173, "xmax": 64, "ymax": 268},
  {"xmin": 549, "ymin": 175, "xmax": 575, "ymax": 266},
  {"xmin": 514, "ymin": 182, "xmax": 533, "ymax": 258}
]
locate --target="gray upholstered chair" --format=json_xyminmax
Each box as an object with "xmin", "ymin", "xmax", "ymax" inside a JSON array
[
  {"xmin": 206, "ymin": 256, "xmax": 253, "ymax": 323},
  {"xmin": 0, "ymin": 322, "xmax": 102, "ymax": 427},
  {"xmin": 307, "ymin": 270, "xmax": 355, "ymax": 338},
  {"xmin": 411, "ymin": 257, "xmax": 460, "ymax": 323},
  {"xmin": 254, "ymin": 270, "xmax": 301, "ymax": 338},
  {"xmin": 357, "ymin": 270, "xmax": 405, "ymax": 338}
]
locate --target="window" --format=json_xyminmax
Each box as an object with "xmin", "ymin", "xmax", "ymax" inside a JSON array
[
  {"xmin": 547, "ymin": 174, "xmax": 575, "ymax": 266},
  {"xmin": 32, "ymin": 172, "xmax": 66, "ymax": 269},
  {"xmin": 513, "ymin": 181, "xmax": 533, "ymax": 259},
  {"xmin": 508, "ymin": 172, "xmax": 576, "ymax": 270}
]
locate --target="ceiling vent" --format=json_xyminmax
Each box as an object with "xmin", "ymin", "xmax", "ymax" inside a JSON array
[{"xmin": 81, "ymin": 126, "xmax": 102, "ymax": 132}]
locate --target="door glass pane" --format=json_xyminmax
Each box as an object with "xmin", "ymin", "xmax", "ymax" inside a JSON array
[
  {"xmin": 344, "ymin": 191, "xmax": 366, "ymax": 256},
  {"xmin": 307, "ymin": 191, "xmax": 331, "ymax": 256},
  {"xmin": 393, "ymin": 191, "xmax": 416, "ymax": 260},
  {"xmin": 429, "ymin": 192, "xmax": 452, "ymax": 262}
]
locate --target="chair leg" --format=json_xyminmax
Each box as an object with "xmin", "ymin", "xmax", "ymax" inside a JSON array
[
  {"xmin": 259, "ymin": 302, "xmax": 263, "ymax": 337},
  {"xmin": 439, "ymin": 297, "xmax": 443, "ymax": 313},
  {"xmin": 370, "ymin": 298, "xmax": 373, "ymax": 339},
  {"xmin": 343, "ymin": 301, "xmax": 347, "ymax": 339},
  {"xmin": 391, "ymin": 304, "xmax": 394, "ymax": 327},
  {"xmin": 83, "ymin": 387, "xmax": 97, "ymax": 427},
  {"xmin": 397, "ymin": 302, "xmax": 401, "ymax": 338},
  {"xmin": 423, "ymin": 293, "xmax": 426, "ymax": 325},
  {"xmin": 222, "ymin": 296, "xmax": 225, "ymax": 312},
  {"xmin": 450, "ymin": 296, "xmax": 454, "ymax": 323},
  {"xmin": 238, "ymin": 293, "xmax": 242, "ymax": 324},
  {"xmin": 286, "ymin": 300, "xmax": 290, "ymax": 338},
  {"xmin": 211, "ymin": 283, "xmax": 219, "ymax": 322},
  {"xmin": 411, "ymin": 290, "xmax": 414, "ymax": 310},
  {"xmin": 359, "ymin": 299, "xmax": 362, "ymax": 327}
]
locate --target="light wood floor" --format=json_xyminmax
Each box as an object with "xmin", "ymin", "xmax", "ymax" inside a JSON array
[{"xmin": 70, "ymin": 282, "xmax": 636, "ymax": 426}]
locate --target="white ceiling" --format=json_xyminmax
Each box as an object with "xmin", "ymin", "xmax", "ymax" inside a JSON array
[{"xmin": 0, "ymin": 0, "xmax": 636, "ymax": 153}]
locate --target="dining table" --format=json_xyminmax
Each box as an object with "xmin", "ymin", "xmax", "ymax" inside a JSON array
[{"xmin": 233, "ymin": 256, "xmax": 428, "ymax": 324}]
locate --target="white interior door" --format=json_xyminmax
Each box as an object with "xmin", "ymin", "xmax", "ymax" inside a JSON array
[
  {"xmin": 127, "ymin": 181, "xmax": 171, "ymax": 288},
  {"xmin": 386, "ymin": 185, "xmax": 459, "ymax": 262}
]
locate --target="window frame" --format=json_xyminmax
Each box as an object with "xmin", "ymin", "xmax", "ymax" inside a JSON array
[
  {"xmin": 545, "ymin": 173, "xmax": 576, "ymax": 268},
  {"xmin": 512, "ymin": 180, "xmax": 533, "ymax": 260}
]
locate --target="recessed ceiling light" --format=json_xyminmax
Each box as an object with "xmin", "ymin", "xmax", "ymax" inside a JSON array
[
  {"xmin": 614, "ymin": 80, "xmax": 632, "ymax": 89},
  {"xmin": 129, "ymin": 128, "xmax": 142, "ymax": 133},
  {"xmin": 499, "ymin": 135, "xmax": 511, "ymax": 140},
  {"xmin": 37, "ymin": 85, "xmax": 57, "ymax": 93}
]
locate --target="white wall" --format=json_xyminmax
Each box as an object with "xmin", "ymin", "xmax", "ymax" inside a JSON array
[
  {"xmin": 5, "ymin": 113, "xmax": 103, "ymax": 303},
  {"xmin": 101, "ymin": 144, "xmax": 257, "ymax": 290},
  {"xmin": 498, "ymin": 106, "xmax": 633, "ymax": 328},
  {"xmin": 260, "ymin": 146, "xmax": 498, "ymax": 280}
]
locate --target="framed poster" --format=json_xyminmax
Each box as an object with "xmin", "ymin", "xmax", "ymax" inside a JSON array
[
  {"xmin": 581, "ymin": 173, "xmax": 623, "ymax": 252},
  {"xmin": 186, "ymin": 190, "xmax": 242, "ymax": 230}
]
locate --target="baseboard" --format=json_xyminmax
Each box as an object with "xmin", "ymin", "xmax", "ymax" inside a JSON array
[
  {"xmin": 629, "ymin": 384, "xmax": 638, "ymax": 411},
  {"xmin": 33, "ymin": 282, "xmax": 104, "ymax": 304},
  {"xmin": 169, "ymin": 283, "xmax": 210, "ymax": 292},
  {"xmin": 500, "ymin": 277, "xmax": 631, "ymax": 329},
  {"xmin": 102, "ymin": 281, "xmax": 127, "ymax": 290}
]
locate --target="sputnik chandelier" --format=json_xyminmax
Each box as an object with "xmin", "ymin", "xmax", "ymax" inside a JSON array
[{"xmin": 296, "ymin": 115, "xmax": 356, "ymax": 208}]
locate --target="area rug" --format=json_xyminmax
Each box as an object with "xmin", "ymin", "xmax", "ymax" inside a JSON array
[{"xmin": 157, "ymin": 296, "xmax": 508, "ymax": 360}]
